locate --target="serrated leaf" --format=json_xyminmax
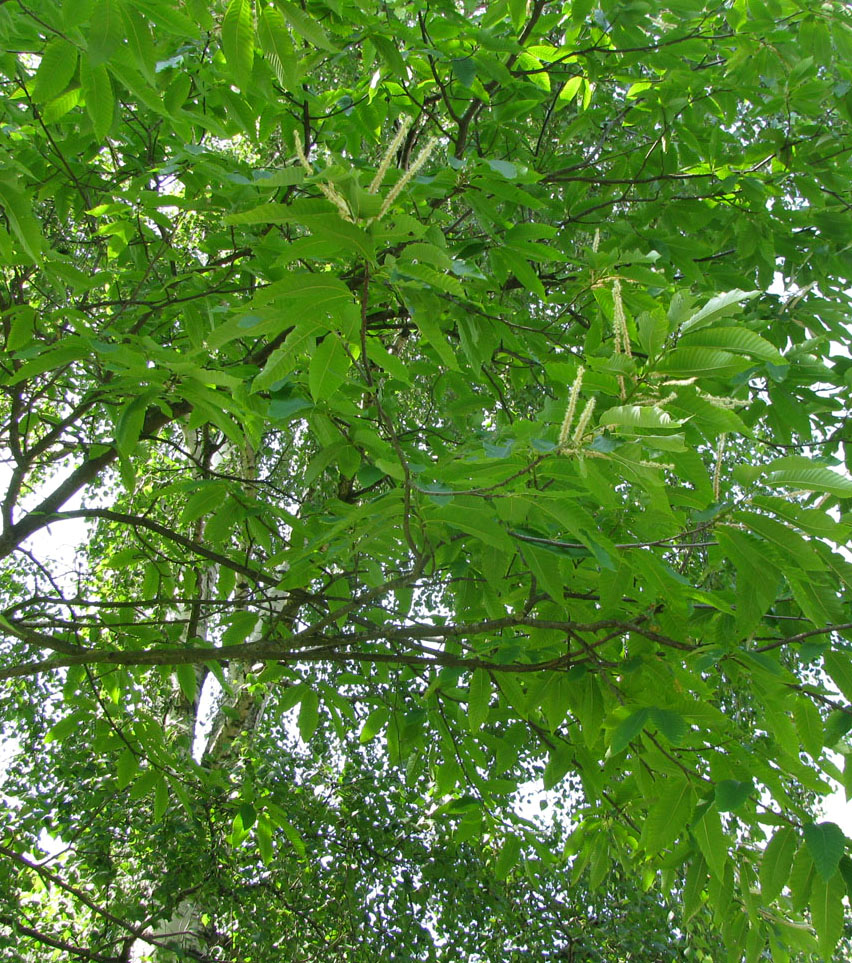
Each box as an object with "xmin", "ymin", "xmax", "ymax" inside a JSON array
[
  {"xmin": 238, "ymin": 802, "xmax": 256, "ymax": 830},
  {"xmin": 838, "ymin": 854, "xmax": 852, "ymax": 898},
  {"xmin": 810, "ymin": 874, "xmax": 845, "ymax": 959},
  {"xmin": 365, "ymin": 338, "xmax": 411, "ymax": 384},
  {"xmin": 683, "ymin": 853, "xmax": 707, "ymax": 921},
  {"xmin": 793, "ymin": 699, "xmax": 823, "ymax": 760},
  {"xmin": 251, "ymin": 321, "xmax": 324, "ymax": 393},
  {"xmin": 115, "ymin": 394, "xmax": 151, "ymax": 457},
  {"xmin": 298, "ymin": 688, "xmax": 320, "ymax": 742},
  {"xmin": 81, "ymin": 59, "xmax": 115, "ymax": 141},
  {"xmin": 153, "ymin": 777, "xmax": 169, "ymax": 821},
  {"xmin": 258, "ymin": 5, "xmax": 300, "ymax": 88},
  {"xmin": 599, "ymin": 404, "xmax": 682, "ymax": 431},
  {"xmin": 87, "ymin": 0, "xmax": 123, "ymax": 65},
  {"xmin": 308, "ymin": 335, "xmax": 350, "ymax": 401},
  {"xmin": 714, "ymin": 778, "xmax": 753, "ymax": 812},
  {"xmin": 121, "ymin": 5, "xmax": 156, "ymax": 80},
  {"xmin": 494, "ymin": 834, "xmax": 522, "ymax": 880},
  {"xmin": 679, "ymin": 325, "xmax": 783, "ymax": 362},
  {"xmin": 32, "ymin": 39, "xmax": 78, "ymax": 102},
  {"xmin": 760, "ymin": 826, "xmax": 797, "ymax": 902},
  {"xmin": 803, "ymin": 821, "xmax": 846, "ymax": 883},
  {"xmin": 41, "ymin": 86, "xmax": 83, "ymax": 124},
  {"xmin": 680, "ymin": 289, "xmax": 759, "ymax": 334},
  {"xmin": 0, "ymin": 180, "xmax": 42, "ymax": 262},
  {"xmin": 468, "ymin": 668, "xmax": 491, "ymax": 732},
  {"xmin": 256, "ymin": 812, "xmax": 273, "ymax": 864},
  {"xmin": 824, "ymin": 650, "xmax": 852, "ymax": 702},
  {"xmin": 656, "ymin": 347, "xmax": 751, "ymax": 378},
  {"xmin": 181, "ymin": 482, "xmax": 229, "ymax": 524},
  {"xmin": 693, "ymin": 809, "xmax": 727, "ymax": 881},
  {"xmin": 764, "ymin": 466, "xmax": 852, "ymax": 498},
  {"xmin": 435, "ymin": 502, "xmax": 513, "ymax": 551},
  {"xmin": 175, "ymin": 664, "xmax": 197, "ymax": 703},
  {"xmin": 610, "ymin": 708, "xmax": 649, "ymax": 755},
  {"xmin": 789, "ymin": 844, "xmax": 814, "ymax": 911},
  {"xmin": 359, "ymin": 707, "xmax": 389, "ymax": 743},
  {"xmin": 222, "ymin": 0, "xmax": 255, "ymax": 91},
  {"xmin": 642, "ymin": 775, "xmax": 693, "ymax": 854},
  {"xmin": 276, "ymin": 0, "xmax": 337, "ymax": 51},
  {"xmin": 116, "ymin": 748, "xmax": 139, "ymax": 789}
]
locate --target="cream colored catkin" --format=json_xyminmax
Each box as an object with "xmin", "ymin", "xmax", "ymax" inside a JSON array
[
  {"xmin": 369, "ymin": 117, "xmax": 413, "ymax": 194},
  {"xmin": 377, "ymin": 136, "xmax": 439, "ymax": 220},
  {"xmin": 713, "ymin": 432, "xmax": 727, "ymax": 501},
  {"xmin": 572, "ymin": 397, "xmax": 596, "ymax": 444},
  {"xmin": 612, "ymin": 278, "xmax": 631, "ymax": 358},
  {"xmin": 558, "ymin": 366, "xmax": 585, "ymax": 450}
]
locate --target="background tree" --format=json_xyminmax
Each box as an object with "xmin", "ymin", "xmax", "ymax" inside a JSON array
[{"xmin": 1, "ymin": 0, "xmax": 852, "ymax": 959}]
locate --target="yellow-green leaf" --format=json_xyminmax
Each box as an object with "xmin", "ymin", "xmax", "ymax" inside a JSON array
[
  {"xmin": 32, "ymin": 39, "xmax": 78, "ymax": 102},
  {"xmin": 222, "ymin": 0, "xmax": 255, "ymax": 91},
  {"xmin": 468, "ymin": 668, "xmax": 491, "ymax": 732}
]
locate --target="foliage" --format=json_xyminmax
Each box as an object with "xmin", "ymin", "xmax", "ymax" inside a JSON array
[{"xmin": 1, "ymin": 0, "xmax": 852, "ymax": 959}]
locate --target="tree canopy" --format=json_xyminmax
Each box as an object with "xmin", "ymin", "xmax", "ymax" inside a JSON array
[{"xmin": 2, "ymin": 0, "xmax": 852, "ymax": 959}]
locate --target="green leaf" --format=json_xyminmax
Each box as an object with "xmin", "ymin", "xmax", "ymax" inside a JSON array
[
  {"xmin": 693, "ymin": 809, "xmax": 727, "ymax": 881},
  {"xmin": 759, "ymin": 826, "xmax": 797, "ymax": 902},
  {"xmin": 793, "ymin": 699, "xmax": 823, "ymax": 760},
  {"xmin": 803, "ymin": 821, "xmax": 846, "ymax": 883},
  {"xmin": 656, "ymin": 347, "xmax": 751, "ymax": 379},
  {"xmin": 683, "ymin": 853, "xmax": 707, "ymax": 921},
  {"xmin": 642, "ymin": 776, "xmax": 693, "ymax": 854},
  {"xmin": 789, "ymin": 844, "xmax": 814, "ymax": 911},
  {"xmin": 434, "ymin": 501, "xmax": 513, "ymax": 552},
  {"xmin": 365, "ymin": 338, "xmax": 411, "ymax": 384},
  {"xmin": 153, "ymin": 777, "xmax": 169, "ymax": 821},
  {"xmin": 116, "ymin": 749, "xmax": 139, "ymax": 790},
  {"xmin": 175, "ymin": 664, "xmax": 197, "ymax": 703},
  {"xmin": 679, "ymin": 289, "xmax": 759, "ymax": 334},
  {"xmin": 298, "ymin": 689, "xmax": 320, "ymax": 742},
  {"xmin": 258, "ymin": 5, "xmax": 300, "ymax": 89},
  {"xmin": 32, "ymin": 39, "xmax": 78, "ymax": 102},
  {"xmin": 256, "ymin": 813, "xmax": 273, "ymax": 864},
  {"xmin": 609, "ymin": 708, "xmax": 649, "ymax": 755},
  {"xmin": 359, "ymin": 707, "xmax": 389, "ymax": 743},
  {"xmin": 275, "ymin": 0, "xmax": 337, "ymax": 51},
  {"xmin": 468, "ymin": 668, "xmax": 491, "ymax": 732},
  {"xmin": 678, "ymin": 325, "xmax": 782, "ymax": 362},
  {"xmin": 809, "ymin": 874, "xmax": 845, "ymax": 960},
  {"xmin": 308, "ymin": 335, "xmax": 350, "ymax": 402},
  {"xmin": 115, "ymin": 393, "xmax": 154, "ymax": 457},
  {"xmin": 494, "ymin": 834, "xmax": 522, "ymax": 880},
  {"xmin": 598, "ymin": 404, "xmax": 682, "ymax": 431},
  {"xmin": 81, "ymin": 59, "xmax": 115, "ymax": 142},
  {"xmin": 824, "ymin": 650, "xmax": 852, "ymax": 702},
  {"xmin": 251, "ymin": 321, "xmax": 324, "ymax": 393},
  {"xmin": 764, "ymin": 466, "xmax": 852, "ymax": 498},
  {"xmin": 222, "ymin": 0, "xmax": 255, "ymax": 90},
  {"xmin": 0, "ymin": 180, "xmax": 42, "ymax": 263},
  {"xmin": 181, "ymin": 482, "xmax": 229, "ymax": 524},
  {"xmin": 87, "ymin": 0, "xmax": 124, "ymax": 65},
  {"xmin": 714, "ymin": 779, "xmax": 753, "ymax": 812}
]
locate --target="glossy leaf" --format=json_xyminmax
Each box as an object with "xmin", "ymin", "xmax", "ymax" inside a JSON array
[
  {"xmin": 803, "ymin": 821, "xmax": 846, "ymax": 883},
  {"xmin": 222, "ymin": 0, "xmax": 255, "ymax": 90}
]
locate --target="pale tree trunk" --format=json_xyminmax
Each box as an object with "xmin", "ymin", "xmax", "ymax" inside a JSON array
[{"xmin": 132, "ymin": 436, "xmax": 289, "ymax": 961}]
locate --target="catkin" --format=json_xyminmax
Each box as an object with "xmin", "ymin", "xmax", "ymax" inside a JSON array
[
  {"xmin": 612, "ymin": 279, "xmax": 631, "ymax": 358},
  {"xmin": 713, "ymin": 433, "xmax": 727, "ymax": 500},
  {"xmin": 558, "ymin": 366, "xmax": 584, "ymax": 450},
  {"xmin": 369, "ymin": 117, "xmax": 413, "ymax": 194},
  {"xmin": 572, "ymin": 397, "xmax": 596, "ymax": 444},
  {"xmin": 378, "ymin": 137, "xmax": 439, "ymax": 220}
]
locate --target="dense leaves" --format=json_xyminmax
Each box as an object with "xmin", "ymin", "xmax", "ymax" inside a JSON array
[{"xmin": 1, "ymin": 0, "xmax": 852, "ymax": 960}]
